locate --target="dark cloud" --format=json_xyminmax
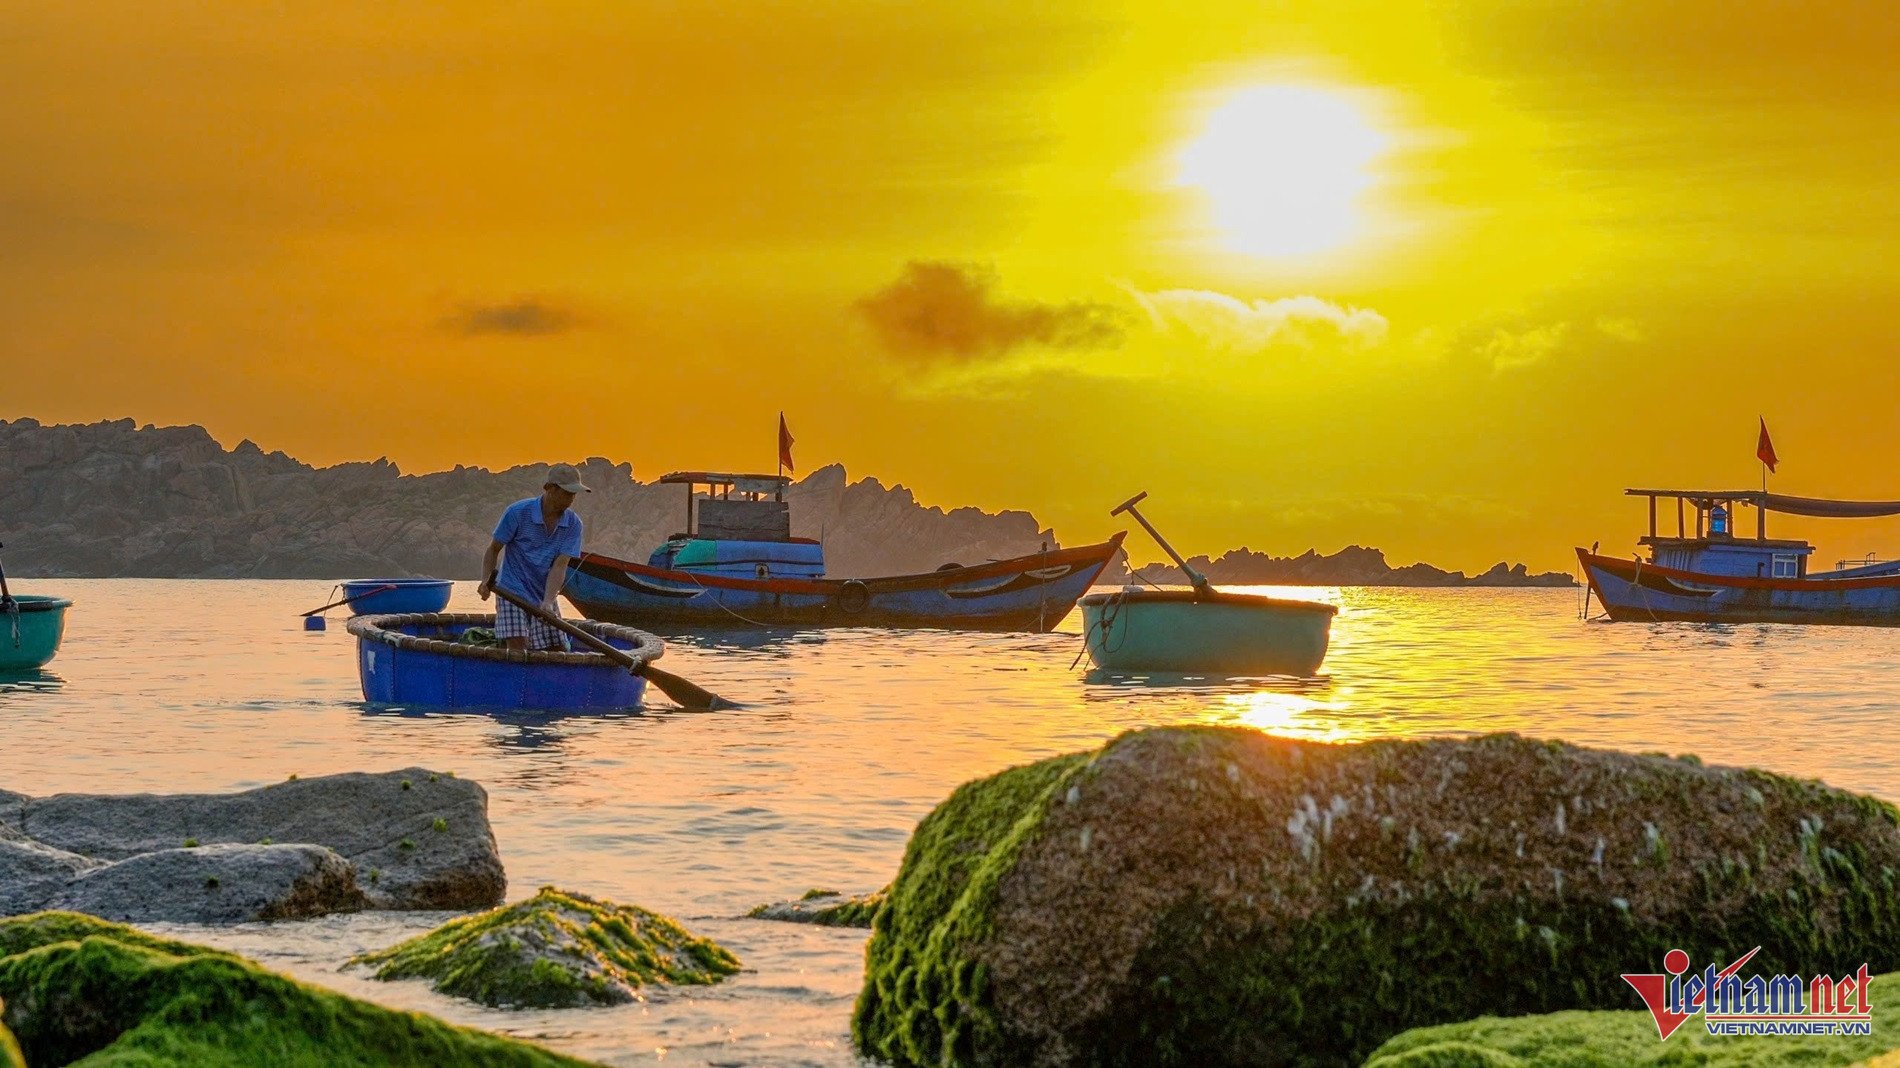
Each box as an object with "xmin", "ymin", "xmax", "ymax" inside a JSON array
[
  {"xmin": 445, "ymin": 298, "xmax": 580, "ymax": 337},
  {"xmin": 855, "ymin": 261, "xmax": 1126, "ymax": 361}
]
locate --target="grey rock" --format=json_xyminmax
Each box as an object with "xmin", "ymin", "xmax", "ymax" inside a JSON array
[
  {"xmin": 0, "ymin": 839, "xmax": 102, "ymax": 915},
  {"xmin": 53, "ymin": 844, "xmax": 365, "ymax": 923},
  {"xmin": 4, "ymin": 768, "xmax": 503, "ymax": 920},
  {"xmin": 18, "ymin": 768, "xmax": 502, "ymax": 910}
]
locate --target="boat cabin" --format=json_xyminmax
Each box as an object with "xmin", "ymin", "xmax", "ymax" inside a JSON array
[
  {"xmin": 1622, "ymin": 487, "xmax": 1900, "ymax": 579},
  {"xmin": 650, "ymin": 471, "xmax": 825, "ymax": 578}
]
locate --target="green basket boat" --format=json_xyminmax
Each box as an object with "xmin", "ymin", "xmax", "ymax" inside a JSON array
[
  {"xmin": 1080, "ymin": 588, "xmax": 1336, "ymax": 677},
  {"xmin": 2, "ymin": 595, "xmax": 73, "ymax": 671}
]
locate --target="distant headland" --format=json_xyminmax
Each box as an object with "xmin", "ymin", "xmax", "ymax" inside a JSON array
[{"xmin": 1, "ymin": 418, "xmax": 1572, "ymax": 586}]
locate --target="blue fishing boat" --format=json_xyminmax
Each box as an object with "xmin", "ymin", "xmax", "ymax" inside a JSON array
[
  {"xmin": 347, "ymin": 612, "xmax": 663, "ymax": 710},
  {"xmin": 1, "ymin": 595, "xmax": 72, "ymax": 672},
  {"xmin": 1079, "ymin": 493, "xmax": 1337, "ymax": 676},
  {"xmin": 564, "ymin": 472, "xmax": 1125, "ymax": 632},
  {"xmin": 1579, "ymin": 488, "xmax": 1900, "ymax": 625}
]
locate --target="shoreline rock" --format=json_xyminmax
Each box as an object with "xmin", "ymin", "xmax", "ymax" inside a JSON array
[
  {"xmin": 351, "ymin": 886, "xmax": 742, "ymax": 1009},
  {"xmin": 746, "ymin": 887, "xmax": 887, "ymax": 928},
  {"xmin": 854, "ymin": 727, "xmax": 1900, "ymax": 1066},
  {"xmin": 0, "ymin": 911, "xmax": 595, "ymax": 1066},
  {"xmin": 1, "ymin": 769, "xmax": 503, "ymax": 922}
]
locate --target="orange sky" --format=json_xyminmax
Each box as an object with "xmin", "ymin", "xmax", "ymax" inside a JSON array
[{"xmin": 5, "ymin": 1, "xmax": 1898, "ymax": 571}]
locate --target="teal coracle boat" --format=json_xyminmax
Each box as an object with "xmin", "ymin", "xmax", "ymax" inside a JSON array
[
  {"xmin": 1080, "ymin": 588, "xmax": 1336, "ymax": 676},
  {"xmin": 1082, "ymin": 491, "xmax": 1338, "ymax": 677},
  {"xmin": 1, "ymin": 595, "xmax": 73, "ymax": 671}
]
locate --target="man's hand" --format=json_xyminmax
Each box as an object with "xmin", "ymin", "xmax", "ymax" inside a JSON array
[
  {"xmin": 541, "ymin": 598, "xmax": 558, "ymax": 613},
  {"xmin": 477, "ymin": 577, "xmax": 493, "ymax": 601}
]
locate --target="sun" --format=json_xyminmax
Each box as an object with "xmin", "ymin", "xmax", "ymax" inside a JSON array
[{"xmin": 1177, "ymin": 85, "xmax": 1389, "ymax": 259}]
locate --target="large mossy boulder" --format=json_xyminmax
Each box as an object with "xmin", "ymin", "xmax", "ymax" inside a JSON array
[
  {"xmin": 1365, "ymin": 970, "xmax": 1900, "ymax": 1066},
  {"xmin": 853, "ymin": 727, "xmax": 1900, "ymax": 1067},
  {"xmin": 747, "ymin": 887, "xmax": 887, "ymax": 928},
  {"xmin": 0, "ymin": 910, "xmax": 594, "ymax": 1067},
  {"xmin": 351, "ymin": 886, "xmax": 742, "ymax": 1008}
]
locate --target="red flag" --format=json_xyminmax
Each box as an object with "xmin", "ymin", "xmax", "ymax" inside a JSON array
[
  {"xmin": 778, "ymin": 413, "xmax": 795, "ymax": 473},
  {"xmin": 1756, "ymin": 417, "xmax": 1777, "ymax": 473}
]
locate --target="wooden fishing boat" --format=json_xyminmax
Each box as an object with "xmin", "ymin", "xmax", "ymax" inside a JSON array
[
  {"xmin": 1, "ymin": 595, "xmax": 72, "ymax": 672},
  {"xmin": 563, "ymin": 471, "xmax": 1126, "ymax": 631},
  {"xmin": 347, "ymin": 612, "xmax": 663, "ymax": 710},
  {"xmin": 1079, "ymin": 492, "xmax": 1337, "ymax": 676},
  {"xmin": 1579, "ymin": 488, "xmax": 1900, "ymax": 626}
]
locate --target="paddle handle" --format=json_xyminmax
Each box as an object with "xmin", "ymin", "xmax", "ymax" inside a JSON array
[
  {"xmin": 1112, "ymin": 496, "xmax": 1208, "ymax": 590},
  {"xmin": 301, "ymin": 583, "xmax": 398, "ymax": 617},
  {"xmin": 489, "ymin": 583, "xmax": 644, "ymax": 674}
]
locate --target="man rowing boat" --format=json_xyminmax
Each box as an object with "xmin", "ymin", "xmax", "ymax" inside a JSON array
[{"xmin": 478, "ymin": 463, "xmax": 589, "ymax": 650}]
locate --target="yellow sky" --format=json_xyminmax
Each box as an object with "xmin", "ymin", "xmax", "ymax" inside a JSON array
[{"xmin": 6, "ymin": 1, "xmax": 1899, "ymax": 571}]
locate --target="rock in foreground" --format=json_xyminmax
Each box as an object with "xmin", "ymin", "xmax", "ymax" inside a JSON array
[
  {"xmin": 1365, "ymin": 971, "xmax": 1900, "ymax": 1066},
  {"xmin": 352, "ymin": 886, "xmax": 742, "ymax": 1008},
  {"xmin": 0, "ymin": 911, "xmax": 594, "ymax": 1067},
  {"xmin": 747, "ymin": 887, "xmax": 886, "ymax": 928},
  {"xmin": 1, "ymin": 768, "xmax": 503, "ymax": 920},
  {"xmin": 853, "ymin": 727, "xmax": 1900, "ymax": 1067}
]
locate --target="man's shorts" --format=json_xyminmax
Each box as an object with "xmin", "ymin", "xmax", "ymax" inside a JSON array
[{"xmin": 495, "ymin": 597, "xmax": 572, "ymax": 651}]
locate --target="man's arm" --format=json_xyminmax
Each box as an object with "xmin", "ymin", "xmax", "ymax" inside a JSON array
[
  {"xmin": 543, "ymin": 554, "xmax": 572, "ymax": 610},
  {"xmin": 478, "ymin": 540, "xmax": 503, "ymax": 599}
]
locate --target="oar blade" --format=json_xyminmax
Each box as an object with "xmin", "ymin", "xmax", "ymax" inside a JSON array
[{"xmin": 642, "ymin": 664, "xmax": 736, "ymax": 712}]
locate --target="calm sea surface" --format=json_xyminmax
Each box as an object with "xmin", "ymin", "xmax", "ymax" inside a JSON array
[{"xmin": 4, "ymin": 579, "xmax": 1899, "ymax": 1064}]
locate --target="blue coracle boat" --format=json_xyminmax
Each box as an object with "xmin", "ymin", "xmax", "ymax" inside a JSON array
[
  {"xmin": 340, "ymin": 578, "xmax": 454, "ymax": 616},
  {"xmin": 347, "ymin": 612, "xmax": 663, "ymax": 710},
  {"xmin": 1581, "ymin": 487, "xmax": 1900, "ymax": 625},
  {"xmin": 564, "ymin": 471, "xmax": 1125, "ymax": 631},
  {"xmin": 1, "ymin": 595, "xmax": 72, "ymax": 671}
]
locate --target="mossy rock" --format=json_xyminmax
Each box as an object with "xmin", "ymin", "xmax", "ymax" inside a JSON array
[
  {"xmin": 852, "ymin": 727, "xmax": 1900, "ymax": 1067},
  {"xmin": 0, "ymin": 1005, "xmax": 20, "ymax": 1068},
  {"xmin": 746, "ymin": 887, "xmax": 888, "ymax": 928},
  {"xmin": 0, "ymin": 910, "xmax": 594, "ymax": 1067},
  {"xmin": 351, "ymin": 886, "xmax": 741, "ymax": 1008},
  {"xmin": 1366, "ymin": 970, "xmax": 1900, "ymax": 1065}
]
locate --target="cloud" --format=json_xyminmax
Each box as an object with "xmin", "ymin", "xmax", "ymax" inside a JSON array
[
  {"xmin": 445, "ymin": 298, "xmax": 582, "ymax": 337},
  {"xmin": 855, "ymin": 261, "xmax": 1127, "ymax": 361},
  {"xmin": 1132, "ymin": 290, "xmax": 1389, "ymax": 356},
  {"xmin": 1477, "ymin": 322, "xmax": 1569, "ymax": 371}
]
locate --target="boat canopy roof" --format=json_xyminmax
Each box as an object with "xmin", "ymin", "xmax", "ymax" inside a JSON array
[
  {"xmin": 1626, "ymin": 489, "xmax": 1900, "ymax": 519},
  {"xmin": 660, "ymin": 471, "xmax": 791, "ymax": 494}
]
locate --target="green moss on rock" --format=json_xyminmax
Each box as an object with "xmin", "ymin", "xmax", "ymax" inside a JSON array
[
  {"xmin": 0, "ymin": 1007, "xmax": 20, "ymax": 1068},
  {"xmin": 747, "ymin": 888, "xmax": 889, "ymax": 927},
  {"xmin": 351, "ymin": 886, "xmax": 741, "ymax": 1008},
  {"xmin": 0, "ymin": 911, "xmax": 593, "ymax": 1067},
  {"xmin": 1366, "ymin": 971, "xmax": 1900, "ymax": 1066},
  {"xmin": 853, "ymin": 727, "xmax": 1900, "ymax": 1067}
]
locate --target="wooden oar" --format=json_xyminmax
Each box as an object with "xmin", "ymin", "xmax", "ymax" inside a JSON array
[
  {"xmin": 301, "ymin": 584, "xmax": 398, "ymax": 617},
  {"xmin": 1111, "ymin": 491, "xmax": 1211, "ymax": 596},
  {"xmin": 489, "ymin": 583, "xmax": 734, "ymax": 711}
]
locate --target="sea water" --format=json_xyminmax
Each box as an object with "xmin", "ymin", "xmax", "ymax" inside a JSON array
[{"xmin": 3, "ymin": 580, "xmax": 1898, "ymax": 1065}]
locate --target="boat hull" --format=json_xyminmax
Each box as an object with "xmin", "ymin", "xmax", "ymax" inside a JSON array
[
  {"xmin": 348, "ymin": 612, "xmax": 660, "ymax": 710},
  {"xmin": 342, "ymin": 578, "xmax": 454, "ymax": 616},
  {"xmin": 563, "ymin": 534, "xmax": 1126, "ymax": 632},
  {"xmin": 1578, "ymin": 548, "xmax": 1900, "ymax": 626},
  {"xmin": 0, "ymin": 595, "xmax": 71, "ymax": 671},
  {"xmin": 1079, "ymin": 589, "xmax": 1336, "ymax": 676}
]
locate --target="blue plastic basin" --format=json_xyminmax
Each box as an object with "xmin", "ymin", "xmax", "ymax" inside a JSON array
[{"xmin": 342, "ymin": 578, "xmax": 454, "ymax": 616}]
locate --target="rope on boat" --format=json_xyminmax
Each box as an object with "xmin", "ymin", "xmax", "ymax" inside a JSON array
[
  {"xmin": 4, "ymin": 600, "xmax": 17, "ymax": 649},
  {"xmin": 346, "ymin": 612, "xmax": 663, "ymax": 666}
]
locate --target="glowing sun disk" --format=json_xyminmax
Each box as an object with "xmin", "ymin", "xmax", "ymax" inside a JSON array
[{"xmin": 1178, "ymin": 85, "xmax": 1388, "ymax": 258}]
